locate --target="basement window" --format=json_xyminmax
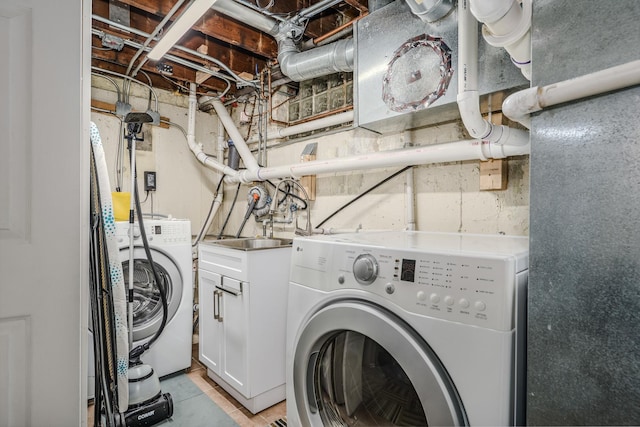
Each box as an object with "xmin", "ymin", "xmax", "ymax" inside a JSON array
[{"xmin": 287, "ymin": 72, "xmax": 353, "ymax": 123}]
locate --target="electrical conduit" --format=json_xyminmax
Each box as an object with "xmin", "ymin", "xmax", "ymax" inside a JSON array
[{"xmin": 246, "ymin": 110, "xmax": 354, "ymax": 143}]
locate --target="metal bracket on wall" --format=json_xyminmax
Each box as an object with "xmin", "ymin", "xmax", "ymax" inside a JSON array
[{"xmin": 300, "ymin": 143, "xmax": 317, "ymax": 201}]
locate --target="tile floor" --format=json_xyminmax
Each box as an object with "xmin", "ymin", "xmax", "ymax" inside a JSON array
[
  {"xmin": 185, "ymin": 344, "xmax": 287, "ymax": 427},
  {"xmin": 88, "ymin": 344, "xmax": 286, "ymax": 427}
]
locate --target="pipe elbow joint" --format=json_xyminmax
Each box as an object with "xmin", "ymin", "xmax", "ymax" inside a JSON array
[
  {"xmin": 502, "ymin": 87, "xmax": 539, "ymax": 128},
  {"xmin": 457, "ymin": 92, "xmax": 491, "ymax": 138},
  {"xmin": 277, "ymin": 38, "xmax": 299, "ymax": 79}
]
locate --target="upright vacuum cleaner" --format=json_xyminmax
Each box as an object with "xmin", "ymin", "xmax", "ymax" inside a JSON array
[
  {"xmin": 89, "ymin": 115, "xmax": 173, "ymax": 427},
  {"xmin": 120, "ymin": 112, "xmax": 173, "ymax": 427}
]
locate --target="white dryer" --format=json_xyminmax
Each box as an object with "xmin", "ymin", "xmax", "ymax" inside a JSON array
[
  {"xmin": 286, "ymin": 231, "xmax": 528, "ymax": 426},
  {"xmin": 115, "ymin": 219, "xmax": 193, "ymax": 378}
]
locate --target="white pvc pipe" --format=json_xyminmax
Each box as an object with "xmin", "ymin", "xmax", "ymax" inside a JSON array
[
  {"xmin": 247, "ymin": 110, "xmax": 354, "ymax": 143},
  {"xmin": 314, "ymin": 226, "xmax": 394, "ymax": 235},
  {"xmin": 210, "ymin": 99, "xmax": 260, "ymax": 172},
  {"xmin": 186, "ymin": 84, "xmax": 239, "ymax": 177},
  {"xmin": 470, "ymin": 0, "xmax": 532, "ymax": 80},
  {"xmin": 457, "ymin": 0, "xmax": 491, "ymax": 138},
  {"xmin": 503, "ymin": 59, "xmax": 640, "ymax": 128},
  {"xmin": 225, "ymin": 138, "xmax": 530, "ymax": 183},
  {"xmin": 192, "ymin": 120, "xmax": 227, "ymax": 246},
  {"xmin": 405, "ymin": 167, "xmax": 416, "ymax": 231},
  {"xmin": 456, "ymin": 0, "xmax": 529, "ymax": 147}
]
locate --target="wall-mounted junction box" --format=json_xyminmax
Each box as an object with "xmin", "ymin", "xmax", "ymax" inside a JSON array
[{"xmin": 144, "ymin": 171, "xmax": 156, "ymax": 191}]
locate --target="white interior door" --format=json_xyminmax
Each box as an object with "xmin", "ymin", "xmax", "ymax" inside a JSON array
[{"xmin": 0, "ymin": 0, "xmax": 90, "ymax": 426}]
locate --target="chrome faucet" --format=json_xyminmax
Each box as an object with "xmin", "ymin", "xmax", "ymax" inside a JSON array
[
  {"xmin": 262, "ymin": 214, "xmax": 274, "ymax": 238},
  {"xmin": 269, "ymin": 179, "xmax": 313, "ymax": 236}
]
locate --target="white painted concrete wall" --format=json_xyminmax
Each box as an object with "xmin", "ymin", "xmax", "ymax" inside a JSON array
[
  {"xmin": 91, "ymin": 81, "xmax": 529, "ymax": 240},
  {"xmin": 91, "ymin": 77, "xmax": 220, "ymax": 236}
]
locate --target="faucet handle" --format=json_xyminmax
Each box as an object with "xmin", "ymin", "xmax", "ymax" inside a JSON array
[{"xmin": 294, "ymin": 213, "xmax": 313, "ymax": 236}]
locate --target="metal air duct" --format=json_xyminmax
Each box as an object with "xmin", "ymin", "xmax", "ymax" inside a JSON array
[
  {"xmin": 355, "ymin": 1, "xmax": 527, "ymax": 134},
  {"xmin": 277, "ymin": 37, "xmax": 354, "ymax": 82},
  {"xmin": 210, "ymin": 0, "xmax": 354, "ymax": 82}
]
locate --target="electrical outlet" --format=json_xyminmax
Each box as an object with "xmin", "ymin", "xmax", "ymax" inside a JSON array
[{"xmin": 144, "ymin": 171, "xmax": 156, "ymax": 191}]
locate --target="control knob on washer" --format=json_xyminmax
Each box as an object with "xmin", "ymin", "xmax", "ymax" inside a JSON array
[{"xmin": 353, "ymin": 254, "xmax": 379, "ymax": 285}]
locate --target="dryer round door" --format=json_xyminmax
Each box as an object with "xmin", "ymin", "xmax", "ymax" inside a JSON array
[
  {"xmin": 121, "ymin": 246, "xmax": 183, "ymax": 342},
  {"xmin": 292, "ymin": 300, "xmax": 467, "ymax": 426}
]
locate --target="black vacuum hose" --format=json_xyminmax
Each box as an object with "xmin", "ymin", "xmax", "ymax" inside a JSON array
[{"xmin": 128, "ymin": 162, "xmax": 169, "ymax": 361}]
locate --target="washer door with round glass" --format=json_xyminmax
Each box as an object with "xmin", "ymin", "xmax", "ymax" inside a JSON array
[
  {"xmin": 121, "ymin": 247, "xmax": 183, "ymax": 342},
  {"xmin": 292, "ymin": 300, "xmax": 467, "ymax": 426}
]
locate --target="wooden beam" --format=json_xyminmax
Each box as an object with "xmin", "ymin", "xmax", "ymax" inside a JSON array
[
  {"xmin": 91, "ymin": 42, "xmax": 230, "ymax": 93},
  {"xmin": 92, "ymin": 21, "xmax": 266, "ymax": 93},
  {"xmin": 111, "ymin": 0, "xmax": 277, "ymax": 58},
  {"xmin": 343, "ymin": 0, "xmax": 368, "ymax": 14}
]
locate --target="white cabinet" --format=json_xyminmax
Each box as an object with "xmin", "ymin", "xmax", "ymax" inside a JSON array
[
  {"xmin": 198, "ymin": 242, "xmax": 291, "ymax": 413},
  {"xmin": 199, "ymin": 270, "xmax": 249, "ymax": 395}
]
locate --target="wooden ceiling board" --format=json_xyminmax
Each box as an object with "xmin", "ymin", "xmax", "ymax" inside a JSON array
[{"xmin": 91, "ymin": 0, "xmax": 367, "ymax": 96}]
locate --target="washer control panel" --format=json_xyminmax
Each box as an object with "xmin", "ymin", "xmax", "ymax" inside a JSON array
[
  {"xmin": 290, "ymin": 232, "xmax": 528, "ymax": 332},
  {"xmin": 115, "ymin": 220, "xmax": 191, "ymax": 245},
  {"xmin": 353, "ymin": 254, "xmax": 379, "ymax": 285}
]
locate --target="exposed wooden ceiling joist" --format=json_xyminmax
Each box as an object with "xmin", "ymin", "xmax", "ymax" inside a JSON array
[
  {"xmin": 111, "ymin": 0, "xmax": 277, "ymax": 57},
  {"xmin": 91, "ymin": 0, "xmax": 368, "ymax": 96}
]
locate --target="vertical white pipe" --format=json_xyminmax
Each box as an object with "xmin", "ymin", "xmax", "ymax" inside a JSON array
[
  {"xmin": 456, "ymin": 1, "xmax": 529, "ymax": 147},
  {"xmin": 456, "ymin": 0, "xmax": 492, "ymax": 138},
  {"xmin": 192, "ymin": 115, "xmax": 228, "ymax": 245},
  {"xmin": 405, "ymin": 167, "xmax": 416, "ymax": 231},
  {"xmin": 188, "ymin": 83, "xmax": 197, "ymax": 145}
]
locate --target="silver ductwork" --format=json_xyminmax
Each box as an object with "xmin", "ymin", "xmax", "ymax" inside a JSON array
[
  {"xmin": 277, "ymin": 37, "xmax": 354, "ymax": 82},
  {"xmin": 210, "ymin": 0, "xmax": 353, "ymax": 82},
  {"xmin": 355, "ymin": 1, "xmax": 528, "ymax": 133}
]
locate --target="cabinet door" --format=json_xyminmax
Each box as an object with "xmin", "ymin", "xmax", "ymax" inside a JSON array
[
  {"xmin": 198, "ymin": 269, "xmax": 222, "ymax": 374},
  {"xmin": 219, "ymin": 277, "xmax": 250, "ymax": 397}
]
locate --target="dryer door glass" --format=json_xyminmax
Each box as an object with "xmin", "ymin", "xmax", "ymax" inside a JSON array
[
  {"xmin": 317, "ymin": 330, "xmax": 428, "ymax": 426},
  {"xmin": 121, "ymin": 247, "xmax": 183, "ymax": 342},
  {"xmin": 293, "ymin": 301, "xmax": 467, "ymax": 426}
]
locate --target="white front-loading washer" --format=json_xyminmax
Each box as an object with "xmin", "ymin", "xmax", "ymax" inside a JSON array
[
  {"xmin": 115, "ymin": 219, "xmax": 193, "ymax": 378},
  {"xmin": 286, "ymin": 231, "xmax": 528, "ymax": 426}
]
